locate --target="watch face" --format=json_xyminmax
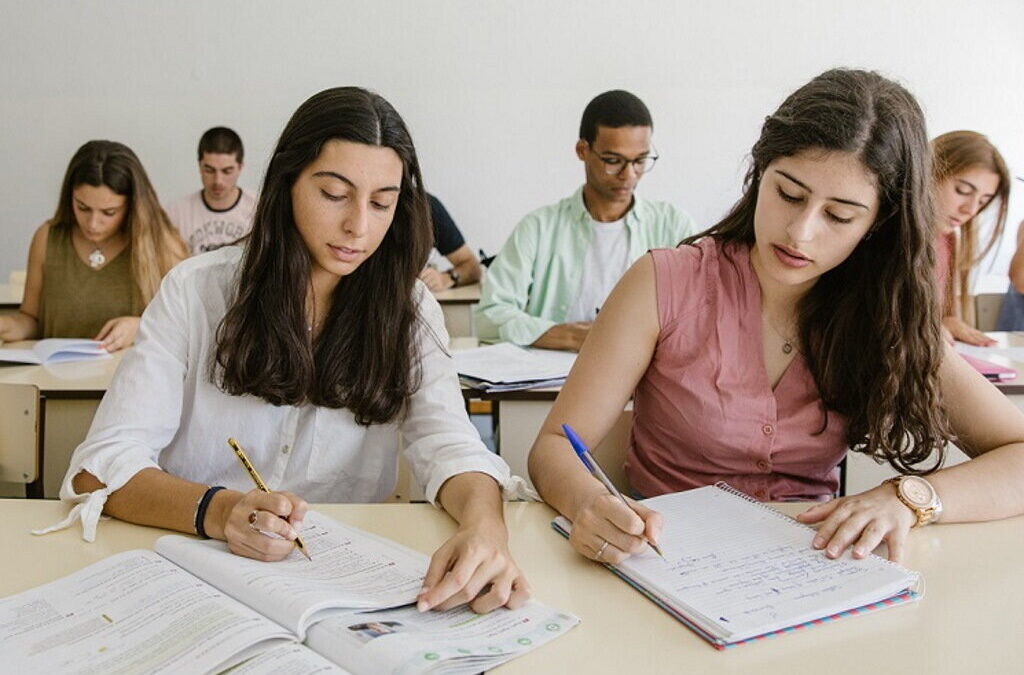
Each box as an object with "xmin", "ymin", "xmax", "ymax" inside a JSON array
[{"xmin": 901, "ymin": 477, "xmax": 934, "ymax": 507}]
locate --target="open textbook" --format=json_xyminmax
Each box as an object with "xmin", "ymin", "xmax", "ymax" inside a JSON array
[
  {"xmin": 552, "ymin": 483, "xmax": 920, "ymax": 649},
  {"xmin": 0, "ymin": 338, "xmax": 110, "ymax": 365},
  {"xmin": 0, "ymin": 512, "xmax": 578, "ymax": 674}
]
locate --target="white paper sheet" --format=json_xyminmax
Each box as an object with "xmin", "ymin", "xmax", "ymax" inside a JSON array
[{"xmin": 0, "ymin": 550, "xmax": 291, "ymax": 674}]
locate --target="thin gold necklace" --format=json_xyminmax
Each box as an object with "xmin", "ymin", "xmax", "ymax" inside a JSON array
[{"xmin": 765, "ymin": 315, "xmax": 797, "ymax": 354}]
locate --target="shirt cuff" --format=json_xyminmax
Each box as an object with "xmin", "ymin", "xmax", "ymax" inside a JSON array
[
  {"xmin": 500, "ymin": 316, "xmax": 558, "ymax": 347},
  {"xmin": 423, "ymin": 455, "xmax": 539, "ymax": 506},
  {"xmin": 36, "ymin": 454, "xmax": 163, "ymax": 542}
]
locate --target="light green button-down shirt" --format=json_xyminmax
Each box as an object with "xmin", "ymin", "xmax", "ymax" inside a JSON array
[{"xmin": 475, "ymin": 186, "xmax": 697, "ymax": 345}]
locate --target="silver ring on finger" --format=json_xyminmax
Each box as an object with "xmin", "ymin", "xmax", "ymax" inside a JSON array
[
  {"xmin": 595, "ymin": 539, "xmax": 609, "ymax": 561},
  {"xmin": 248, "ymin": 509, "xmax": 262, "ymax": 533}
]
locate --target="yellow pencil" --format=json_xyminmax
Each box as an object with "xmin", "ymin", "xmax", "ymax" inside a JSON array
[{"xmin": 227, "ymin": 438, "xmax": 312, "ymax": 560}]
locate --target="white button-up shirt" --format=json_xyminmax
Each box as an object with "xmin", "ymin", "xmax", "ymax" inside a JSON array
[{"xmin": 50, "ymin": 246, "xmax": 519, "ymax": 541}]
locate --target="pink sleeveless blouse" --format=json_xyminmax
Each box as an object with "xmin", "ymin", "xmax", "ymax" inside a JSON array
[{"xmin": 625, "ymin": 238, "xmax": 849, "ymax": 501}]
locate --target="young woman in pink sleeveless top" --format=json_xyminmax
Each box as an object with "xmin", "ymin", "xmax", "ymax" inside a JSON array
[{"xmin": 529, "ymin": 69, "xmax": 1024, "ymax": 566}]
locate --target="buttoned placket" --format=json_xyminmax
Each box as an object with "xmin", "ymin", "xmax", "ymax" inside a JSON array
[
  {"xmin": 753, "ymin": 395, "xmax": 778, "ymax": 501},
  {"xmin": 268, "ymin": 406, "xmax": 301, "ymax": 487}
]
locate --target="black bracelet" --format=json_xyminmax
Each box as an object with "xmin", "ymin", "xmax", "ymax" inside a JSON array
[{"xmin": 194, "ymin": 485, "xmax": 226, "ymax": 539}]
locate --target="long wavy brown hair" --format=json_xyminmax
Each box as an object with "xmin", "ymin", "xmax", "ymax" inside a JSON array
[
  {"xmin": 213, "ymin": 87, "xmax": 433, "ymax": 425},
  {"xmin": 51, "ymin": 140, "xmax": 187, "ymax": 308},
  {"xmin": 684, "ymin": 69, "xmax": 952, "ymax": 473},
  {"xmin": 931, "ymin": 130, "xmax": 1011, "ymax": 321}
]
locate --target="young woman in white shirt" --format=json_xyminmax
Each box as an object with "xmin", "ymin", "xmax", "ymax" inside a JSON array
[{"xmin": 56, "ymin": 87, "xmax": 530, "ymax": 615}]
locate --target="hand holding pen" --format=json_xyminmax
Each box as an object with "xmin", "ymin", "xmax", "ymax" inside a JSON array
[
  {"xmin": 562, "ymin": 424, "xmax": 665, "ymax": 562},
  {"xmin": 227, "ymin": 438, "xmax": 312, "ymax": 561}
]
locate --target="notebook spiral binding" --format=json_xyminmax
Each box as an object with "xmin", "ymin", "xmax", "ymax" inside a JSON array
[{"xmin": 711, "ymin": 481, "xmax": 920, "ymax": 581}]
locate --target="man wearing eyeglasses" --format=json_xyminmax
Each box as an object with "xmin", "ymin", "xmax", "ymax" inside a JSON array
[{"xmin": 475, "ymin": 90, "xmax": 695, "ymax": 351}]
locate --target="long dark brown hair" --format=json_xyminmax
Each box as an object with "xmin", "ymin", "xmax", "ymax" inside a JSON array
[
  {"xmin": 214, "ymin": 87, "xmax": 433, "ymax": 424},
  {"xmin": 684, "ymin": 69, "xmax": 951, "ymax": 473},
  {"xmin": 51, "ymin": 140, "xmax": 187, "ymax": 308}
]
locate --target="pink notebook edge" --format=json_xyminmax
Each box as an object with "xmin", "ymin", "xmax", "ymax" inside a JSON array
[{"xmin": 957, "ymin": 352, "xmax": 1018, "ymax": 381}]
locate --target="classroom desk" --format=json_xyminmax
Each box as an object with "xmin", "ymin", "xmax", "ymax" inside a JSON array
[
  {"xmin": 433, "ymin": 282, "xmax": 480, "ymax": 338},
  {"xmin": 0, "ymin": 346, "xmax": 124, "ymax": 498},
  {"xmin": 3, "ymin": 499, "xmax": 1022, "ymax": 673}
]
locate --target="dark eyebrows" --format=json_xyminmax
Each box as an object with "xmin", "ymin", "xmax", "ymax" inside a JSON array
[
  {"xmin": 312, "ymin": 170, "xmax": 400, "ymax": 193},
  {"xmin": 774, "ymin": 169, "xmax": 871, "ymax": 210}
]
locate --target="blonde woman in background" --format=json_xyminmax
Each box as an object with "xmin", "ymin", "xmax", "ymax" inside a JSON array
[
  {"xmin": 0, "ymin": 140, "xmax": 187, "ymax": 350},
  {"xmin": 931, "ymin": 131, "xmax": 1010, "ymax": 346}
]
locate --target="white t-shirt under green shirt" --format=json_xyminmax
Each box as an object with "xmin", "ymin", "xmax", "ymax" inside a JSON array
[{"xmin": 565, "ymin": 217, "xmax": 630, "ymax": 323}]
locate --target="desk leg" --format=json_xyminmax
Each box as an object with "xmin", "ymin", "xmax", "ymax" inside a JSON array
[
  {"xmin": 41, "ymin": 399, "xmax": 101, "ymax": 499},
  {"xmin": 496, "ymin": 400, "xmax": 552, "ymax": 489}
]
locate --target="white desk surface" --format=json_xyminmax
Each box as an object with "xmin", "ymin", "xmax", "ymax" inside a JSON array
[
  {"xmin": 0, "ymin": 341, "xmax": 124, "ymax": 395},
  {"xmin": 4, "ymin": 499, "xmax": 1022, "ymax": 673},
  {"xmin": 432, "ymin": 282, "xmax": 481, "ymax": 304}
]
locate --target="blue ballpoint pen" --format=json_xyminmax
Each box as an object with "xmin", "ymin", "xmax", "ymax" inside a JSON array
[{"xmin": 562, "ymin": 423, "xmax": 665, "ymax": 559}]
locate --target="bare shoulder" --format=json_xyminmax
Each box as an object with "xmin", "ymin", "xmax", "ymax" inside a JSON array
[
  {"xmin": 616, "ymin": 253, "xmax": 656, "ymax": 297},
  {"xmin": 601, "ymin": 253, "xmax": 658, "ymax": 327}
]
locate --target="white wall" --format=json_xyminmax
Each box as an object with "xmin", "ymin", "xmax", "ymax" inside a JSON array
[{"xmin": 1, "ymin": 0, "xmax": 1022, "ymax": 284}]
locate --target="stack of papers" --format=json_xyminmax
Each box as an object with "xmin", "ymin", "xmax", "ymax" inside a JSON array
[{"xmin": 453, "ymin": 342, "xmax": 576, "ymax": 392}]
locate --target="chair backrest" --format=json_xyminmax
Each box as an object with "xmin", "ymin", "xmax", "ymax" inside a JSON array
[
  {"xmin": 0, "ymin": 383, "xmax": 40, "ymax": 484},
  {"xmin": 589, "ymin": 410, "xmax": 633, "ymax": 493},
  {"xmin": 975, "ymin": 293, "xmax": 1005, "ymax": 332}
]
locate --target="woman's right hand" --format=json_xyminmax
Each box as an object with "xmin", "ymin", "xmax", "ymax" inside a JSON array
[
  {"xmin": 216, "ymin": 489, "xmax": 309, "ymax": 562},
  {"xmin": 943, "ymin": 316, "xmax": 996, "ymax": 347},
  {"xmin": 568, "ymin": 493, "xmax": 663, "ymax": 565}
]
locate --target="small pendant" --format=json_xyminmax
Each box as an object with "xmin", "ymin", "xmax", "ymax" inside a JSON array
[
  {"xmin": 88, "ymin": 249, "xmax": 106, "ymax": 269},
  {"xmin": 782, "ymin": 341, "xmax": 793, "ymax": 355}
]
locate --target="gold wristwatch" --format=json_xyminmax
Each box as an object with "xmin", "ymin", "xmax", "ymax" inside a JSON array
[{"xmin": 885, "ymin": 476, "xmax": 943, "ymax": 528}]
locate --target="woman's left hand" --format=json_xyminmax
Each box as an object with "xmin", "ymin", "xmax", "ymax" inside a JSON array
[
  {"xmin": 95, "ymin": 316, "xmax": 141, "ymax": 352},
  {"xmin": 796, "ymin": 483, "xmax": 917, "ymax": 563},
  {"xmin": 416, "ymin": 521, "xmax": 532, "ymax": 614}
]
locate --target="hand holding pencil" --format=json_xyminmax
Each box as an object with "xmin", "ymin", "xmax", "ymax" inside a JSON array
[{"xmin": 225, "ymin": 438, "xmax": 312, "ymax": 561}]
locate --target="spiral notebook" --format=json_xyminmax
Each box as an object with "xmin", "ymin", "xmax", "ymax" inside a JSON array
[{"xmin": 551, "ymin": 483, "xmax": 921, "ymax": 649}]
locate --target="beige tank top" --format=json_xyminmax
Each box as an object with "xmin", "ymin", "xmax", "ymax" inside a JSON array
[{"xmin": 39, "ymin": 224, "xmax": 140, "ymax": 338}]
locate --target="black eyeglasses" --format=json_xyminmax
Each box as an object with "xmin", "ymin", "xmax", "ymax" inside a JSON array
[{"xmin": 587, "ymin": 142, "xmax": 659, "ymax": 175}]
